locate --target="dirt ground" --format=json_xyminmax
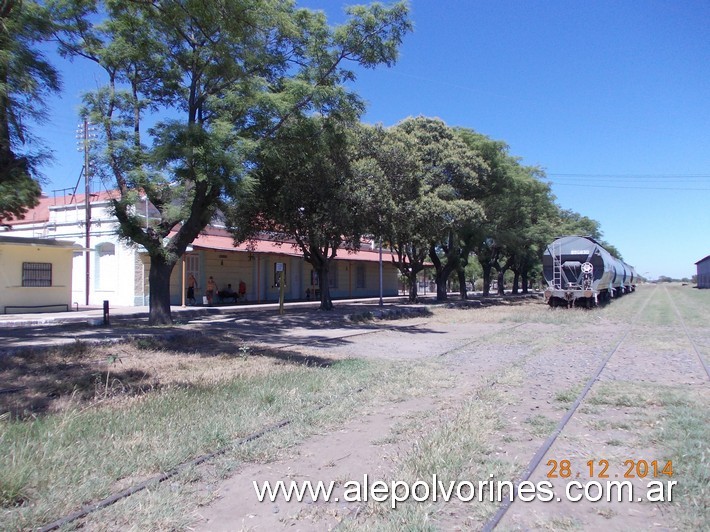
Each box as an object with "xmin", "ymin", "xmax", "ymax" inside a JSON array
[
  {"xmin": 2, "ymin": 286, "xmax": 707, "ymax": 531},
  {"xmin": 192, "ymin": 286, "xmax": 709, "ymax": 531}
]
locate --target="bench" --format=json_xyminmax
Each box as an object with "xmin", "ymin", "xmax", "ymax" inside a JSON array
[
  {"xmin": 218, "ymin": 291, "xmax": 239, "ymax": 304},
  {"xmin": 4, "ymin": 303, "xmax": 70, "ymax": 314}
]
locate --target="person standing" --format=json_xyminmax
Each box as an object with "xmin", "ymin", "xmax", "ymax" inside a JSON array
[
  {"xmin": 206, "ymin": 276, "xmax": 218, "ymax": 305},
  {"xmin": 187, "ymin": 274, "xmax": 197, "ymax": 305},
  {"xmin": 238, "ymin": 279, "xmax": 247, "ymax": 302}
]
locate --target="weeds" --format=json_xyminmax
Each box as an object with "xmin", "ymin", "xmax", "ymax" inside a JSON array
[
  {"xmin": 653, "ymin": 390, "xmax": 709, "ymax": 530},
  {"xmin": 525, "ymin": 414, "xmax": 557, "ymax": 438},
  {"xmin": 0, "ymin": 345, "xmax": 434, "ymax": 530}
]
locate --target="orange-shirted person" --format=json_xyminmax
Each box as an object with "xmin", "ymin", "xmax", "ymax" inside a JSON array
[
  {"xmin": 238, "ymin": 279, "xmax": 247, "ymax": 302},
  {"xmin": 206, "ymin": 276, "xmax": 218, "ymax": 305}
]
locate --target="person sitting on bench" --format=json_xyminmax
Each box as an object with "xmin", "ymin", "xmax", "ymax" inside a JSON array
[{"xmin": 218, "ymin": 284, "xmax": 238, "ymax": 303}]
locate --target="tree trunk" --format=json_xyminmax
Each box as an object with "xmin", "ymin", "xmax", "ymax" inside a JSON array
[
  {"xmin": 497, "ymin": 269, "xmax": 505, "ymax": 296},
  {"xmin": 433, "ymin": 259, "xmax": 456, "ymax": 301},
  {"xmin": 521, "ymin": 269, "xmax": 529, "ymax": 293},
  {"xmin": 482, "ymin": 264, "xmax": 492, "ymax": 296},
  {"xmin": 512, "ymin": 270, "xmax": 520, "ymax": 294},
  {"xmin": 407, "ymin": 274, "xmax": 418, "ymax": 302},
  {"xmin": 148, "ymin": 255, "xmax": 177, "ymax": 325},
  {"xmin": 435, "ymin": 268, "xmax": 450, "ymax": 301},
  {"xmin": 458, "ymin": 268, "xmax": 467, "ymax": 300},
  {"xmin": 318, "ymin": 262, "xmax": 334, "ymax": 311}
]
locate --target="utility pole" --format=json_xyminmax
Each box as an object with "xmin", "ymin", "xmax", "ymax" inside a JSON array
[{"xmin": 77, "ymin": 119, "xmax": 95, "ymax": 306}]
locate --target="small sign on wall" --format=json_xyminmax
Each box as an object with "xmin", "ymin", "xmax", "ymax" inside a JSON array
[{"xmin": 274, "ymin": 262, "xmax": 286, "ymax": 288}]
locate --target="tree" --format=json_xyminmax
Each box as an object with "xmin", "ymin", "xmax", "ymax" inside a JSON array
[
  {"xmin": 349, "ymin": 123, "xmax": 429, "ymax": 301},
  {"xmin": 0, "ymin": 0, "xmax": 59, "ymax": 222},
  {"xmin": 53, "ymin": 0, "xmax": 411, "ymax": 324},
  {"xmin": 501, "ymin": 168, "xmax": 556, "ymax": 294},
  {"xmin": 455, "ymin": 129, "xmax": 518, "ymax": 296},
  {"xmin": 227, "ymin": 116, "xmax": 368, "ymax": 310},
  {"xmin": 393, "ymin": 117, "xmax": 487, "ymax": 301}
]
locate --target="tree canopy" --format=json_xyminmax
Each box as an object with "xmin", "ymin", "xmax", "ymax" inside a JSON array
[
  {"xmin": 3, "ymin": 0, "xmax": 628, "ymax": 311},
  {"xmin": 227, "ymin": 115, "xmax": 369, "ymax": 310},
  {"xmin": 52, "ymin": 0, "xmax": 411, "ymax": 323},
  {"xmin": 0, "ymin": 0, "xmax": 59, "ymax": 222}
]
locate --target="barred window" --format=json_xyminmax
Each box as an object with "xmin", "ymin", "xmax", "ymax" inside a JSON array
[{"xmin": 22, "ymin": 262, "xmax": 52, "ymax": 287}]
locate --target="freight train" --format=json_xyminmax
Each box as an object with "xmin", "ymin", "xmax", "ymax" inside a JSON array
[{"xmin": 542, "ymin": 236, "xmax": 637, "ymax": 307}]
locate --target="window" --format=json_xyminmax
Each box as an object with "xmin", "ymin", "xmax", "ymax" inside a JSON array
[
  {"xmin": 186, "ymin": 253, "xmax": 199, "ymax": 283},
  {"xmin": 95, "ymin": 243, "xmax": 116, "ymax": 291},
  {"xmin": 22, "ymin": 262, "xmax": 52, "ymax": 287},
  {"xmin": 356, "ymin": 264, "xmax": 366, "ymax": 289}
]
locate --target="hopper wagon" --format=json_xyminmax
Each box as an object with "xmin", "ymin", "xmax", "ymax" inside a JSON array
[{"xmin": 542, "ymin": 236, "xmax": 636, "ymax": 307}]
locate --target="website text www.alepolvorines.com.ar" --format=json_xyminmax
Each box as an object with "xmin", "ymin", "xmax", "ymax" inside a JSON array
[{"xmin": 253, "ymin": 474, "xmax": 677, "ymax": 509}]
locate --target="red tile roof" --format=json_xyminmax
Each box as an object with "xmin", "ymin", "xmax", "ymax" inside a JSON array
[
  {"xmin": 4, "ymin": 191, "xmax": 119, "ymax": 226},
  {"xmin": 189, "ymin": 228, "xmax": 396, "ymax": 264},
  {"xmin": 8, "ymin": 192, "xmax": 398, "ymax": 265}
]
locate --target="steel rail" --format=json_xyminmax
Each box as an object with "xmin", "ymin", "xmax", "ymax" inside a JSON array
[
  {"xmin": 30, "ymin": 301, "xmax": 540, "ymax": 530},
  {"xmin": 481, "ymin": 285, "xmax": 657, "ymax": 532},
  {"xmin": 35, "ymin": 318, "xmax": 435, "ymax": 530},
  {"xmin": 34, "ymin": 325, "xmax": 390, "ymax": 531},
  {"xmin": 38, "ymin": 418, "xmax": 293, "ymax": 532},
  {"xmin": 662, "ymin": 285, "xmax": 710, "ymax": 380}
]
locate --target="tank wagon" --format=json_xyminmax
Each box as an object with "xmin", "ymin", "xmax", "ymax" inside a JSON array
[{"xmin": 542, "ymin": 236, "xmax": 636, "ymax": 307}]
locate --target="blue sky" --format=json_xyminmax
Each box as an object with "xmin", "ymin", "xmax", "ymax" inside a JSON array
[{"xmin": 36, "ymin": 0, "xmax": 709, "ymax": 279}]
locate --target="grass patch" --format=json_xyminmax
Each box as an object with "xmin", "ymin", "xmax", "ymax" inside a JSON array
[
  {"xmin": 525, "ymin": 414, "xmax": 557, "ymax": 438},
  {"xmin": 0, "ymin": 337, "xmax": 436, "ymax": 531},
  {"xmin": 345, "ymin": 382, "xmax": 520, "ymax": 529},
  {"xmin": 555, "ymin": 384, "xmax": 583, "ymax": 405},
  {"xmin": 534, "ymin": 515, "xmax": 581, "ymax": 530},
  {"xmin": 651, "ymin": 389, "xmax": 709, "ymax": 530},
  {"xmin": 588, "ymin": 382, "xmax": 689, "ymax": 409},
  {"xmin": 586, "ymin": 381, "xmax": 709, "ymax": 529}
]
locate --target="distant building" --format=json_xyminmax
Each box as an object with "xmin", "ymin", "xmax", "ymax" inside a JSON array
[
  {"xmin": 2, "ymin": 192, "xmax": 400, "ymax": 308},
  {"xmin": 696, "ymin": 255, "xmax": 710, "ymax": 289}
]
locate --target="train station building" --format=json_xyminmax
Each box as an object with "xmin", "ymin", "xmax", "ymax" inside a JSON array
[{"xmin": 1, "ymin": 192, "xmax": 400, "ymax": 311}]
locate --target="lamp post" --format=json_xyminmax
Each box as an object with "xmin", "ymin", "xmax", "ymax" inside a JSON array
[
  {"xmin": 181, "ymin": 245, "xmax": 193, "ymax": 307},
  {"xmin": 379, "ymin": 237, "xmax": 383, "ymax": 306}
]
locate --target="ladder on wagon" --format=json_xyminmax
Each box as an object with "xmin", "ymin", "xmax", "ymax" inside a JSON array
[{"xmin": 552, "ymin": 240, "xmax": 563, "ymax": 289}]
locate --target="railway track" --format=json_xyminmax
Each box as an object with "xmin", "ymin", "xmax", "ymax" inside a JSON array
[
  {"xmin": 484, "ymin": 284, "xmax": 709, "ymax": 530},
  {"xmin": 663, "ymin": 284, "xmax": 710, "ymax": 379},
  {"xmin": 27, "ymin": 287, "xmax": 708, "ymax": 530},
  {"xmin": 34, "ymin": 314, "xmax": 531, "ymax": 531}
]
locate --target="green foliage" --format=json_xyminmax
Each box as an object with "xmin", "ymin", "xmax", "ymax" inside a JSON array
[
  {"xmin": 0, "ymin": 0, "xmax": 60, "ymax": 221},
  {"xmin": 227, "ymin": 115, "xmax": 365, "ymax": 310},
  {"xmin": 455, "ymin": 127, "xmax": 625, "ymax": 295},
  {"xmin": 348, "ymin": 122, "xmax": 430, "ymax": 299},
  {"xmin": 382, "ymin": 117, "xmax": 488, "ymax": 300},
  {"xmin": 52, "ymin": 0, "xmax": 411, "ymax": 322}
]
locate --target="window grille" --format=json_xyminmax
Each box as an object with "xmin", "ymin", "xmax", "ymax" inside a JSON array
[{"xmin": 22, "ymin": 262, "xmax": 52, "ymax": 287}]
